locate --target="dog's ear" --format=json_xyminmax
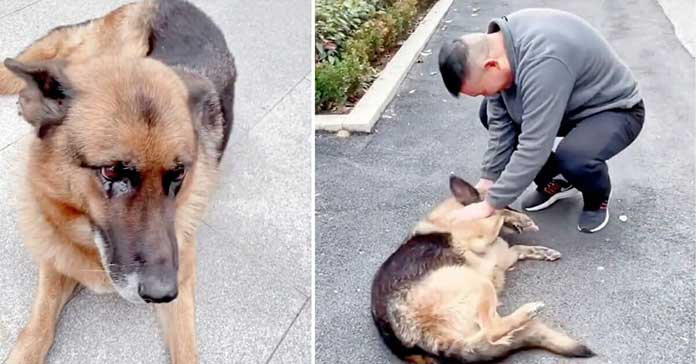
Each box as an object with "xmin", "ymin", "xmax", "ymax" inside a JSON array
[
  {"xmin": 176, "ymin": 71, "xmax": 223, "ymax": 131},
  {"xmin": 449, "ymin": 175, "xmax": 480, "ymax": 205},
  {"xmin": 4, "ymin": 58, "xmax": 72, "ymax": 137}
]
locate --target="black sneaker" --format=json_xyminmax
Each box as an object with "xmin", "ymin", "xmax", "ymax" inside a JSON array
[
  {"xmin": 522, "ymin": 179, "xmax": 578, "ymax": 212},
  {"xmin": 578, "ymin": 199, "xmax": 609, "ymax": 233}
]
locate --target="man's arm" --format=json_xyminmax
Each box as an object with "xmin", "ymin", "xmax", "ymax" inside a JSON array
[
  {"xmin": 485, "ymin": 58, "xmax": 574, "ymax": 209},
  {"xmin": 481, "ymin": 94, "xmax": 517, "ymax": 182}
]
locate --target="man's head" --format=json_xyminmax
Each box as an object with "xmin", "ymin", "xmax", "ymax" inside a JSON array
[{"xmin": 438, "ymin": 32, "xmax": 512, "ymax": 97}]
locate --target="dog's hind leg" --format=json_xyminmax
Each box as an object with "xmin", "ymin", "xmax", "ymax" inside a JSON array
[
  {"xmin": 155, "ymin": 241, "xmax": 198, "ymax": 364},
  {"xmin": 510, "ymin": 245, "xmax": 561, "ymax": 261},
  {"xmin": 475, "ymin": 282, "xmax": 545, "ymax": 344},
  {"xmin": 5, "ymin": 263, "xmax": 78, "ymax": 364},
  {"xmin": 512, "ymin": 320, "xmax": 595, "ymax": 358}
]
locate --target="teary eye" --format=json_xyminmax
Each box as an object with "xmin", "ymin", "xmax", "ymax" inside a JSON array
[
  {"xmin": 98, "ymin": 163, "xmax": 138, "ymax": 198},
  {"xmin": 163, "ymin": 165, "xmax": 186, "ymax": 197},
  {"xmin": 100, "ymin": 165, "xmax": 123, "ymax": 181},
  {"xmin": 171, "ymin": 165, "xmax": 186, "ymax": 182}
]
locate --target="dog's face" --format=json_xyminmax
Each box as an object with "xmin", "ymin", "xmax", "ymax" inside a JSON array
[
  {"xmin": 413, "ymin": 175, "xmax": 510, "ymax": 244},
  {"xmin": 5, "ymin": 57, "xmax": 216, "ymax": 303},
  {"xmin": 419, "ymin": 175, "xmax": 483, "ymax": 229},
  {"xmin": 414, "ymin": 175, "xmax": 537, "ymax": 244}
]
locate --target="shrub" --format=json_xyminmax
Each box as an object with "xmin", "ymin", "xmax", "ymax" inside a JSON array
[
  {"xmin": 315, "ymin": 0, "xmax": 436, "ymax": 112},
  {"xmin": 315, "ymin": 54, "xmax": 368, "ymax": 110},
  {"xmin": 315, "ymin": 0, "xmax": 381, "ymax": 64}
]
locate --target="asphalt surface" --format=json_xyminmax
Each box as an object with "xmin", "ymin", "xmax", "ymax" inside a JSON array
[
  {"xmin": 316, "ymin": 1, "xmax": 695, "ymax": 363},
  {"xmin": 0, "ymin": 1, "xmax": 311, "ymax": 363}
]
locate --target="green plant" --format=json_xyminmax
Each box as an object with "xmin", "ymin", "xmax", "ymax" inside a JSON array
[
  {"xmin": 391, "ymin": 0, "xmax": 418, "ymax": 39},
  {"xmin": 315, "ymin": 0, "xmax": 437, "ymax": 112},
  {"xmin": 315, "ymin": 0, "xmax": 381, "ymax": 64},
  {"xmin": 315, "ymin": 54, "xmax": 369, "ymax": 110}
]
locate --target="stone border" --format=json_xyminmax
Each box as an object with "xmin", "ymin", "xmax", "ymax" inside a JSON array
[
  {"xmin": 656, "ymin": 0, "xmax": 695, "ymax": 57},
  {"xmin": 314, "ymin": 0, "xmax": 454, "ymax": 133}
]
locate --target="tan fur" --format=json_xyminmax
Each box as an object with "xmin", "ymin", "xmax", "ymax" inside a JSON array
[
  {"xmin": 392, "ymin": 194, "xmax": 591, "ymax": 362},
  {"xmin": 3, "ymin": 4, "xmax": 220, "ymax": 364},
  {"xmin": 0, "ymin": 1, "xmax": 154, "ymax": 94}
]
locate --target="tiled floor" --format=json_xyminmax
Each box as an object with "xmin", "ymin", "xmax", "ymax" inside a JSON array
[{"xmin": 0, "ymin": 1, "xmax": 311, "ymax": 363}]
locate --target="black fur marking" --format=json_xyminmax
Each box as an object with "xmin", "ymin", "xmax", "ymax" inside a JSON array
[
  {"xmin": 148, "ymin": 0, "xmax": 235, "ymax": 162},
  {"xmin": 371, "ymin": 233, "xmax": 466, "ymax": 363},
  {"xmin": 568, "ymin": 344, "xmax": 596, "ymax": 358},
  {"xmin": 146, "ymin": 29, "xmax": 155, "ymax": 57},
  {"xmin": 135, "ymin": 91, "xmax": 159, "ymax": 126},
  {"xmin": 37, "ymin": 123, "xmax": 57, "ymax": 139}
]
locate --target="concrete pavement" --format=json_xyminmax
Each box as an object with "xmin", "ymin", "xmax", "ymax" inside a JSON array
[
  {"xmin": 316, "ymin": 1, "xmax": 695, "ymax": 363},
  {"xmin": 0, "ymin": 1, "xmax": 311, "ymax": 363}
]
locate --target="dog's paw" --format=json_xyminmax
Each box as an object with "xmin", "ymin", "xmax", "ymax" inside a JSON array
[
  {"xmin": 537, "ymin": 246, "xmax": 561, "ymax": 261},
  {"xmin": 491, "ymin": 333, "xmax": 515, "ymax": 346},
  {"xmin": 523, "ymin": 301, "xmax": 545, "ymax": 319},
  {"xmin": 503, "ymin": 211, "xmax": 539, "ymax": 233}
]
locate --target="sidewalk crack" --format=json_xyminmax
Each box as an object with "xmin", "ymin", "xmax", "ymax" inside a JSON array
[
  {"xmin": 263, "ymin": 295, "xmax": 310, "ymax": 364},
  {"xmin": 0, "ymin": 0, "xmax": 44, "ymax": 20}
]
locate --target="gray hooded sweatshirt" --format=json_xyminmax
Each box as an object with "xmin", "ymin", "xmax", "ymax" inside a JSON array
[{"xmin": 482, "ymin": 8, "xmax": 641, "ymax": 208}]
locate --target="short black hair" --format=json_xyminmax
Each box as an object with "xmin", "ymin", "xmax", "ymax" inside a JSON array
[{"xmin": 438, "ymin": 39, "xmax": 469, "ymax": 97}]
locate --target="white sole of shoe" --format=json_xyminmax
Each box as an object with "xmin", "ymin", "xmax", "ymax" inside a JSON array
[
  {"xmin": 524, "ymin": 188, "xmax": 579, "ymax": 212},
  {"xmin": 578, "ymin": 207, "xmax": 610, "ymax": 233},
  {"xmin": 578, "ymin": 191, "xmax": 612, "ymax": 233}
]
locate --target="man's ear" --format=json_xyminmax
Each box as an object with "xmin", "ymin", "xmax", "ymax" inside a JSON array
[
  {"xmin": 4, "ymin": 58, "xmax": 72, "ymax": 137},
  {"xmin": 483, "ymin": 59, "xmax": 499, "ymax": 70},
  {"xmin": 449, "ymin": 174, "xmax": 481, "ymax": 205}
]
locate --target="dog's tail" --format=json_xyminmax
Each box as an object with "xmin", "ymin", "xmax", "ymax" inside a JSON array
[{"xmin": 520, "ymin": 320, "xmax": 595, "ymax": 358}]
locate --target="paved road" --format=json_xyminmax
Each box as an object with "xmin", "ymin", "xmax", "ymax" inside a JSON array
[
  {"xmin": 316, "ymin": 1, "xmax": 695, "ymax": 363},
  {"xmin": 0, "ymin": 1, "xmax": 311, "ymax": 363}
]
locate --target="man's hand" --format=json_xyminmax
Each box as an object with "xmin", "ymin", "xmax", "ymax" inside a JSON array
[
  {"xmin": 475, "ymin": 178, "xmax": 494, "ymax": 195},
  {"xmin": 447, "ymin": 200, "xmax": 496, "ymax": 223}
]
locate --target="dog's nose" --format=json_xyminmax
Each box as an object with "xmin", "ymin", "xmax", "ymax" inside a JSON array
[{"xmin": 138, "ymin": 275, "xmax": 178, "ymax": 304}]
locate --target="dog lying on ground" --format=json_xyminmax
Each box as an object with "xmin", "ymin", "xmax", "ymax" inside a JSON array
[
  {"xmin": 371, "ymin": 176, "xmax": 595, "ymax": 363},
  {"xmin": 0, "ymin": 1, "xmax": 235, "ymax": 363}
]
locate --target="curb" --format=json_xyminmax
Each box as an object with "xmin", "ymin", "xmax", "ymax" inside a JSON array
[
  {"xmin": 314, "ymin": 0, "xmax": 454, "ymax": 133},
  {"xmin": 655, "ymin": 0, "xmax": 695, "ymax": 58}
]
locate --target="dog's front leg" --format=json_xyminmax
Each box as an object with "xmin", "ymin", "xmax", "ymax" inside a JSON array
[
  {"xmin": 156, "ymin": 241, "xmax": 198, "ymax": 364},
  {"xmin": 6, "ymin": 263, "xmax": 78, "ymax": 364},
  {"xmin": 500, "ymin": 209, "xmax": 539, "ymax": 233}
]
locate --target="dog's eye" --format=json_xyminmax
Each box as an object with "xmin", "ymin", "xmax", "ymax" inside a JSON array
[
  {"xmin": 163, "ymin": 165, "xmax": 186, "ymax": 197},
  {"xmin": 100, "ymin": 165, "xmax": 122, "ymax": 181},
  {"xmin": 98, "ymin": 163, "xmax": 139, "ymax": 198},
  {"xmin": 172, "ymin": 166, "xmax": 186, "ymax": 182}
]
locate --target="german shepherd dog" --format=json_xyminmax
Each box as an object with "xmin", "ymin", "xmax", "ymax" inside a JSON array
[
  {"xmin": 371, "ymin": 176, "xmax": 595, "ymax": 363},
  {"xmin": 0, "ymin": 1, "xmax": 235, "ymax": 363}
]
